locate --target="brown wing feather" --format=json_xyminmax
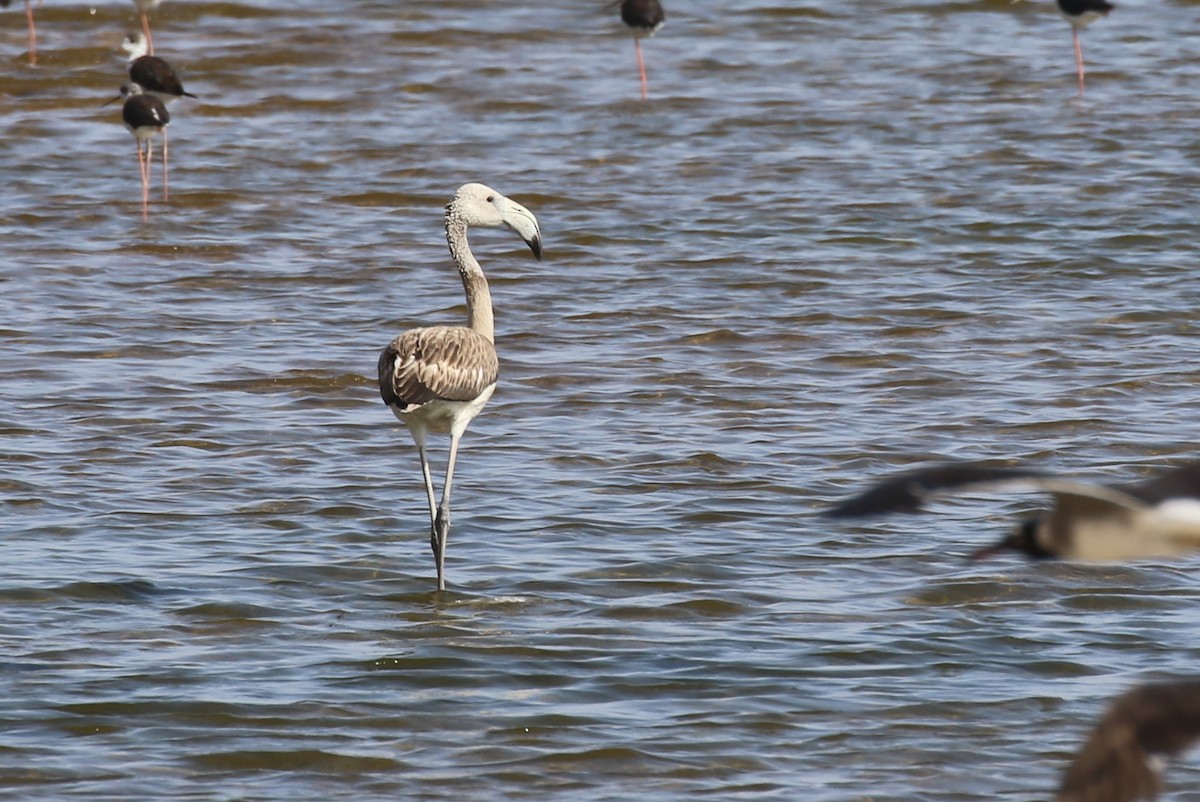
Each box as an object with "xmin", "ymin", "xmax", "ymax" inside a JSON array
[
  {"xmin": 1057, "ymin": 680, "xmax": 1200, "ymax": 802},
  {"xmin": 378, "ymin": 326, "xmax": 498, "ymax": 411}
]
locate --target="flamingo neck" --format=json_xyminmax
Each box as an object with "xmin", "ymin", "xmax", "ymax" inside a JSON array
[{"xmin": 445, "ymin": 215, "xmax": 495, "ymax": 343}]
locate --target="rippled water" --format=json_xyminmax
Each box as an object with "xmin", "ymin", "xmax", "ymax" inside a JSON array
[{"xmin": 4, "ymin": 0, "xmax": 1200, "ymax": 798}]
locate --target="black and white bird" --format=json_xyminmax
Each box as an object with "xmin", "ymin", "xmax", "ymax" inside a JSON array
[
  {"xmin": 1056, "ymin": 679, "xmax": 1200, "ymax": 802},
  {"xmin": 617, "ymin": 0, "xmax": 665, "ymax": 101},
  {"xmin": 826, "ymin": 459, "xmax": 1200, "ymax": 562},
  {"xmin": 120, "ymin": 31, "xmax": 193, "ymax": 203},
  {"xmin": 107, "ymin": 82, "xmax": 170, "ymax": 219},
  {"xmin": 1, "ymin": 0, "xmax": 37, "ymax": 65},
  {"xmin": 378, "ymin": 183, "xmax": 543, "ymax": 592},
  {"xmin": 121, "ymin": 31, "xmax": 197, "ymax": 103},
  {"xmin": 1058, "ymin": 0, "xmax": 1114, "ymax": 96}
]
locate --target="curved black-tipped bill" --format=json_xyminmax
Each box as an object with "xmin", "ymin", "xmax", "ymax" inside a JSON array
[{"xmin": 526, "ymin": 234, "xmax": 543, "ymax": 261}]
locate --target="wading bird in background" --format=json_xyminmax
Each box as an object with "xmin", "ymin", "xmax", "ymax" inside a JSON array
[
  {"xmin": 121, "ymin": 31, "xmax": 196, "ymax": 103},
  {"xmin": 2, "ymin": 0, "xmax": 37, "ymax": 65},
  {"xmin": 617, "ymin": 0, "xmax": 664, "ymax": 100},
  {"xmin": 132, "ymin": 0, "xmax": 163, "ymax": 55},
  {"xmin": 120, "ymin": 31, "xmax": 195, "ymax": 201},
  {"xmin": 378, "ymin": 183, "xmax": 543, "ymax": 591},
  {"xmin": 106, "ymin": 82, "xmax": 170, "ymax": 220},
  {"xmin": 1058, "ymin": 0, "xmax": 1114, "ymax": 96}
]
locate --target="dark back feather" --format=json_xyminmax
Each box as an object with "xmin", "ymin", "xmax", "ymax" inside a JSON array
[
  {"xmin": 1057, "ymin": 680, "xmax": 1200, "ymax": 802},
  {"xmin": 620, "ymin": 0, "xmax": 664, "ymax": 32},
  {"xmin": 123, "ymin": 94, "xmax": 169, "ymax": 131},
  {"xmin": 1058, "ymin": 0, "xmax": 1115, "ymax": 16},
  {"xmin": 130, "ymin": 55, "xmax": 196, "ymax": 99}
]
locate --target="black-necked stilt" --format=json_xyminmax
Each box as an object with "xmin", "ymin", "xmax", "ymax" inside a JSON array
[
  {"xmin": 121, "ymin": 32, "xmax": 197, "ymax": 103},
  {"xmin": 1, "ymin": 0, "xmax": 37, "ymax": 65},
  {"xmin": 132, "ymin": 0, "xmax": 163, "ymax": 55},
  {"xmin": 107, "ymin": 82, "xmax": 170, "ymax": 220},
  {"xmin": 119, "ymin": 34, "xmax": 192, "ymax": 204},
  {"xmin": 827, "ymin": 459, "xmax": 1200, "ymax": 562},
  {"xmin": 1057, "ymin": 679, "xmax": 1200, "ymax": 802},
  {"xmin": 1058, "ymin": 0, "xmax": 1113, "ymax": 96},
  {"xmin": 378, "ymin": 183, "xmax": 543, "ymax": 591},
  {"xmin": 617, "ymin": 0, "xmax": 664, "ymax": 101}
]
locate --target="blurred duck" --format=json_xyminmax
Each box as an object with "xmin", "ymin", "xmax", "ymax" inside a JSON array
[{"xmin": 827, "ymin": 459, "xmax": 1200, "ymax": 562}]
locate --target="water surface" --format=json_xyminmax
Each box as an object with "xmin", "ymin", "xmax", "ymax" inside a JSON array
[{"xmin": 3, "ymin": 0, "xmax": 1200, "ymax": 799}]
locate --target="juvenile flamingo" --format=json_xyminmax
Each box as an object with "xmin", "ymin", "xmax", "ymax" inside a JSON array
[{"xmin": 378, "ymin": 183, "xmax": 543, "ymax": 591}]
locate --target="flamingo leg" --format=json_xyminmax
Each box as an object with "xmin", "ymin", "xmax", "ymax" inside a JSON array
[
  {"xmin": 407, "ymin": 427, "xmax": 440, "ymax": 562},
  {"xmin": 1073, "ymin": 28, "xmax": 1086, "ymax": 96},
  {"xmin": 432, "ymin": 433, "xmax": 467, "ymax": 592},
  {"xmin": 413, "ymin": 441, "xmax": 440, "ymax": 569},
  {"xmin": 634, "ymin": 38, "xmax": 648, "ymax": 101}
]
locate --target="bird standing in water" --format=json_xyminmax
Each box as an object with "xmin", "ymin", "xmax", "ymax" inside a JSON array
[
  {"xmin": 120, "ymin": 31, "xmax": 195, "ymax": 202},
  {"xmin": 618, "ymin": 0, "xmax": 665, "ymax": 101},
  {"xmin": 2, "ymin": 0, "xmax": 38, "ymax": 65},
  {"xmin": 132, "ymin": 0, "xmax": 163, "ymax": 55},
  {"xmin": 1057, "ymin": 0, "xmax": 1114, "ymax": 96},
  {"xmin": 378, "ymin": 183, "xmax": 543, "ymax": 591},
  {"xmin": 121, "ymin": 31, "xmax": 196, "ymax": 103},
  {"xmin": 107, "ymin": 82, "xmax": 170, "ymax": 220}
]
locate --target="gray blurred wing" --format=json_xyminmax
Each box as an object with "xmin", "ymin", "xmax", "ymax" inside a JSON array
[
  {"xmin": 826, "ymin": 463, "xmax": 1053, "ymax": 517},
  {"xmin": 827, "ymin": 462, "xmax": 1152, "ymax": 518}
]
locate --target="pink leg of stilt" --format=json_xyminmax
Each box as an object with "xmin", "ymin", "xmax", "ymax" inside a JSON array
[
  {"xmin": 161, "ymin": 129, "xmax": 169, "ymax": 202},
  {"xmin": 1073, "ymin": 28, "xmax": 1086, "ymax": 96},
  {"xmin": 137, "ymin": 139, "xmax": 149, "ymax": 221},
  {"xmin": 141, "ymin": 12, "xmax": 154, "ymax": 56},
  {"xmin": 634, "ymin": 38, "xmax": 648, "ymax": 101},
  {"xmin": 147, "ymin": 139, "xmax": 156, "ymax": 209},
  {"xmin": 24, "ymin": 0, "xmax": 35, "ymax": 66}
]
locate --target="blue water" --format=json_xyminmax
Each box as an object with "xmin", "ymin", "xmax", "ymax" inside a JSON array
[{"xmin": 2, "ymin": 0, "xmax": 1200, "ymax": 798}]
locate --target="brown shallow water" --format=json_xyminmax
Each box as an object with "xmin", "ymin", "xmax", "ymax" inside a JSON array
[{"xmin": 3, "ymin": 0, "xmax": 1200, "ymax": 799}]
